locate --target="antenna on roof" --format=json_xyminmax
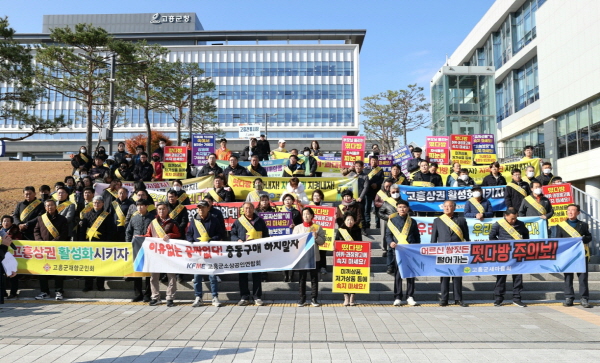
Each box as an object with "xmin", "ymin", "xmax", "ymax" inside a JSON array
[{"xmin": 445, "ymin": 54, "xmax": 449, "ymax": 66}]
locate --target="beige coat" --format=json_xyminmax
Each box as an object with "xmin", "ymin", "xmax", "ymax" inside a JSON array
[{"xmin": 292, "ymin": 223, "xmax": 326, "ymax": 262}]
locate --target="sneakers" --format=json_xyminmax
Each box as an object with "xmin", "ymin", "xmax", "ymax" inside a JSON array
[
  {"xmin": 581, "ymin": 298, "xmax": 592, "ymax": 308},
  {"xmin": 237, "ymin": 299, "xmax": 250, "ymax": 306},
  {"xmin": 311, "ymin": 298, "xmax": 320, "ymax": 307},
  {"xmin": 166, "ymin": 300, "xmax": 175, "ymax": 307},
  {"xmin": 393, "ymin": 299, "xmax": 402, "ymax": 306},
  {"xmin": 212, "ymin": 297, "xmax": 222, "ymax": 307},
  {"xmin": 255, "ymin": 298, "xmax": 264, "ymax": 306},
  {"xmin": 513, "ymin": 300, "xmax": 527, "ymax": 308},
  {"xmin": 297, "ymin": 300, "xmax": 306, "ymax": 307},
  {"xmin": 320, "ymin": 267, "xmax": 327, "ymax": 275},
  {"xmin": 35, "ymin": 292, "xmax": 50, "ymax": 300},
  {"xmin": 455, "ymin": 300, "xmax": 468, "ymax": 307},
  {"xmin": 407, "ymin": 297, "xmax": 417, "ymax": 306},
  {"xmin": 149, "ymin": 299, "xmax": 162, "ymax": 306},
  {"xmin": 563, "ymin": 297, "xmax": 574, "ymax": 307},
  {"xmin": 55, "ymin": 292, "xmax": 63, "ymax": 301},
  {"xmin": 192, "ymin": 297, "xmax": 203, "ymax": 307}
]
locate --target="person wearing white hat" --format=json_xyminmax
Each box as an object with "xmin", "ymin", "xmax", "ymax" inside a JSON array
[{"xmin": 271, "ymin": 139, "xmax": 287, "ymax": 155}]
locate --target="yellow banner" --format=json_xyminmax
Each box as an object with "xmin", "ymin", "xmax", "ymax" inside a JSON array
[
  {"xmin": 229, "ymin": 176, "xmax": 358, "ymax": 202},
  {"xmin": 11, "ymin": 240, "xmax": 148, "ymax": 277},
  {"xmin": 163, "ymin": 162, "xmax": 187, "ymax": 179},
  {"xmin": 332, "ymin": 266, "xmax": 370, "ymax": 293},
  {"xmin": 272, "ymin": 151, "xmax": 343, "ymax": 173},
  {"xmin": 548, "ymin": 204, "xmax": 568, "ymax": 226},
  {"xmin": 450, "ymin": 149, "xmax": 473, "ymax": 165},
  {"xmin": 474, "ymin": 153, "xmax": 497, "ymax": 164}
]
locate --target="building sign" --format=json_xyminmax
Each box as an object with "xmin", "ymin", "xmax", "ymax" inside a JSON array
[
  {"xmin": 150, "ymin": 13, "xmax": 191, "ymax": 24},
  {"xmin": 239, "ymin": 125, "xmax": 261, "ymax": 139}
]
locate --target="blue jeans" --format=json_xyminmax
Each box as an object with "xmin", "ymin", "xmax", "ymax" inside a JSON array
[{"xmin": 194, "ymin": 274, "xmax": 218, "ymax": 298}]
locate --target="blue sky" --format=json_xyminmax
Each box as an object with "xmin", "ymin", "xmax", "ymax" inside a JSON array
[{"xmin": 2, "ymin": 0, "xmax": 494, "ymax": 147}]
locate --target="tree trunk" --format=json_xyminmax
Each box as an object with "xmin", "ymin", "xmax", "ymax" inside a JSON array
[
  {"xmin": 87, "ymin": 94, "xmax": 93, "ymax": 152},
  {"xmin": 403, "ymin": 123, "xmax": 408, "ymax": 147}
]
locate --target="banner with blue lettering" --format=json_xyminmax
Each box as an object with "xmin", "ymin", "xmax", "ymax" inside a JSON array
[
  {"xmin": 411, "ymin": 216, "xmax": 548, "ymax": 243},
  {"xmin": 400, "ymin": 185, "xmax": 506, "ymax": 212},
  {"xmin": 395, "ymin": 237, "xmax": 585, "ymax": 278},
  {"xmin": 390, "ymin": 146, "xmax": 413, "ymax": 178}
]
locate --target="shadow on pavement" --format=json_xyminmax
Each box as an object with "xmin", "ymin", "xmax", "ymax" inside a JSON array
[{"xmin": 76, "ymin": 347, "xmax": 252, "ymax": 362}]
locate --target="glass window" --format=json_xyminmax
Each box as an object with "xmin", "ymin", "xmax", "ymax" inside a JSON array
[{"xmin": 578, "ymin": 105, "xmax": 590, "ymax": 153}]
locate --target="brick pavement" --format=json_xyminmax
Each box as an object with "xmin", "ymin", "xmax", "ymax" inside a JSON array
[{"xmin": 1, "ymin": 300, "xmax": 600, "ymax": 362}]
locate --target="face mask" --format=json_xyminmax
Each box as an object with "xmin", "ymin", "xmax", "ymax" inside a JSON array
[
  {"xmin": 80, "ymin": 174, "xmax": 88, "ymax": 178},
  {"xmin": 543, "ymin": 168, "xmax": 551, "ymax": 174},
  {"xmin": 391, "ymin": 192, "xmax": 400, "ymax": 199},
  {"xmin": 533, "ymin": 188, "xmax": 542, "ymax": 195},
  {"xmin": 460, "ymin": 175, "xmax": 469, "ymax": 181},
  {"xmin": 41, "ymin": 194, "xmax": 49, "ymax": 201},
  {"xmin": 159, "ymin": 143, "xmax": 166, "ymax": 148},
  {"xmin": 472, "ymin": 191, "xmax": 481, "ymax": 198},
  {"xmin": 256, "ymin": 184, "xmax": 263, "ymax": 190},
  {"xmin": 303, "ymin": 151, "xmax": 310, "ymax": 156},
  {"xmin": 527, "ymin": 171, "xmax": 535, "ymax": 178},
  {"xmin": 80, "ymin": 149, "xmax": 86, "ymax": 153},
  {"xmin": 152, "ymin": 157, "xmax": 160, "ymax": 162},
  {"xmin": 126, "ymin": 158, "xmax": 132, "ymax": 162},
  {"xmin": 182, "ymin": 143, "xmax": 187, "ymax": 147},
  {"xmin": 173, "ymin": 186, "xmax": 181, "ymax": 192}
]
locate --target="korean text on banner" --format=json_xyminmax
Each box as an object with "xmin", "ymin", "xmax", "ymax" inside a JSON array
[
  {"xmin": 390, "ymin": 146, "xmax": 413, "ymax": 178},
  {"xmin": 192, "ymin": 134, "xmax": 215, "ymax": 166},
  {"xmin": 163, "ymin": 146, "xmax": 188, "ymax": 179},
  {"xmin": 450, "ymin": 134, "xmax": 473, "ymax": 164},
  {"xmin": 309, "ymin": 205, "xmax": 336, "ymax": 251},
  {"xmin": 332, "ymin": 241, "xmax": 371, "ymax": 294},
  {"xmin": 425, "ymin": 136, "xmax": 450, "ymax": 164},
  {"xmin": 431, "ymin": 158, "xmax": 542, "ymax": 185},
  {"xmin": 239, "ymin": 125, "xmax": 261, "ymax": 139},
  {"xmin": 11, "ymin": 241, "xmax": 148, "ymax": 277},
  {"xmin": 259, "ymin": 211, "xmax": 293, "ymax": 236},
  {"xmin": 341, "ymin": 136, "xmax": 365, "ymax": 168},
  {"xmin": 411, "ymin": 216, "xmax": 548, "ymax": 243},
  {"xmin": 395, "ymin": 237, "xmax": 586, "ymax": 278},
  {"xmin": 472, "ymin": 134, "xmax": 497, "ymax": 164},
  {"xmin": 399, "ymin": 185, "xmax": 507, "ymax": 212},
  {"xmin": 377, "ymin": 155, "xmax": 394, "ymax": 178},
  {"xmin": 132, "ymin": 233, "xmax": 315, "ymax": 275},
  {"xmin": 543, "ymin": 183, "xmax": 574, "ymax": 226}
]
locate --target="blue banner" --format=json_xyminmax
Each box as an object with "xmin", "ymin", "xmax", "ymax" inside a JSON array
[
  {"xmin": 191, "ymin": 134, "xmax": 215, "ymax": 166},
  {"xmin": 400, "ymin": 185, "xmax": 506, "ymax": 212},
  {"xmin": 390, "ymin": 146, "xmax": 413, "ymax": 178},
  {"xmin": 410, "ymin": 216, "xmax": 548, "ymax": 243},
  {"xmin": 395, "ymin": 237, "xmax": 586, "ymax": 278}
]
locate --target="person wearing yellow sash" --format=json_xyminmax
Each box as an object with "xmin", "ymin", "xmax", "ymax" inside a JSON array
[
  {"xmin": 1, "ymin": 215, "xmax": 21, "ymax": 299},
  {"xmin": 143, "ymin": 202, "xmax": 182, "ymax": 307},
  {"xmin": 385, "ymin": 200, "xmax": 421, "ymax": 307},
  {"xmin": 411, "ymin": 160, "xmax": 442, "ymax": 187},
  {"xmin": 125, "ymin": 199, "xmax": 156, "ymax": 303},
  {"xmin": 431, "ymin": 200, "xmax": 470, "ymax": 307},
  {"xmin": 539, "ymin": 161, "xmax": 555, "ymax": 186},
  {"xmin": 445, "ymin": 162, "xmax": 462, "ymax": 187},
  {"xmin": 489, "ymin": 207, "xmax": 530, "ymax": 308},
  {"xmin": 55, "ymin": 187, "xmax": 76, "ymax": 239},
  {"xmin": 518, "ymin": 181, "xmax": 554, "ymax": 222},
  {"xmin": 223, "ymin": 155, "xmax": 250, "ymax": 185},
  {"xmin": 293, "ymin": 207, "xmax": 326, "ymax": 307},
  {"xmin": 280, "ymin": 193, "xmax": 303, "ymax": 282},
  {"xmin": 79, "ymin": 197, "xmax": 115, "ymax": 293},
  {"xmin": 13, "ymin": 186, "xmax": 45, "ymax": 240},
  {"xmin": 524, "ymin": 166, "xmax": 541, "ymax": 187},
  {"xmin": 196, "ymin": 153, "xmax": 224, "ymax": 177},
  {"xmin": 210, "ymin": 176, "xmax": 235, "ymax": 203},
  {"xmin": 71, "ymin": 146, "xmax": 93, "ymax": 173},
  {"xmin": 126, "ymin": 190, "xmax": 156, "ymax": 224},
  {"xmin": 246, "ymin": 178, "xmax": 270, "ymax": 202},
  {"xmin": 390, "ymin": 164, "xmax": 409, "ymax": 186},
  {"xmin": 362, "ymin": 156, "xmax": 385, "ymax": 230},
  {"xmin": 186, "ymin": 201, "xmax": 225, "ymax": 308},
  {"xmin": 505, "ymin": 169, "xmax": 532, "ymax": 211},
  {"xmin": 556, "ymin": 204, "xmax": 592, "ymax": 308},
  {"xmin": 230, "ymin": 202, "xmax": 270, "ymax": 306},
  {"xmin": 33, "ymin": 199, "xmax": 69, "ymax": 301},
  {"xmin": 171, "ymin": 179, "xmax": 190, "ymax": 205},
  {"xmin": 374, "ymin": 179, "xmax": 396, "ymax": 255},
  {"xmin": 101, "ymin": 180, "xmax": 122, "ymax": 209},
  {"xmin": 464, "ymin": 187, "xmax": 493, "ymax": 221},
  {"xmin": 110, "ymin": 188, "xmax": 134, "ymax": 242},
  {"xmin": 247, "ymin": 155, "xmax": 268, "ymax": 177},
  {"xmin": 270, "ymin": 139, "xmax": 287, "ymax": 156},
  {"xmin": 334, "ymin": 212, "xmax": 362, "ymax": 306},
  {"xmin": 167, "ymin": 190, "xmax": 190, "ymax": 238},
  {"xmin": 282, "ymin": 155, "xmax": 306, "ymax": 178},
  {"xmin": 378, "ymin": 183, "xmax": 406, "ymax": 268},
  {"xmin": 336, "ymin": 189, "xmax": 363, "ymax": 231},
  {"xmin": 113, "ymin": 160, "xmax": 132, "ymax": 181}
]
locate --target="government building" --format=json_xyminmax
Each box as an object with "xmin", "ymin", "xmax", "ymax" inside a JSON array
[{"xmin": 3, "ymin": 13, "xmax": 365, "ymax": 156}]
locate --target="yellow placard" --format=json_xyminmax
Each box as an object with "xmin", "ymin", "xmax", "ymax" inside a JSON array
[
  {"xmin": 332, "ymin": 266, "xmax": 370, "ymax": 294},
  {"xmin": 11, "ymin": 240, "xmax": 149, "ymax": 277},
  {"xmin": 473, "ymin": 153, "xmax": 497, "ymax": 164},
  {"xmin": 450, "ymin": 149, "xmax": 473, "ymax": 165},
  {"xmin": 548, "ymin": 204, "xmax": 568, "ymax": 226},
  {"xmin": 163, "ymin": 162, "xmax": 187, "ymax": 179}
]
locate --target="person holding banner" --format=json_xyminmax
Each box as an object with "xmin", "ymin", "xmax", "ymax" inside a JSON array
[
  {"xmin": 196, "ymin": 153, "xmax": 224, "ymax": 177},
  {"xmin": 522, "ymin": 145, "xmax": 535, "ymax": 161},
  {"xmin": 281, "ymin": 193, "xmax": 303, "ymax": 282},
  {"xmin": 386, "ymin": 200, "xmax": 420, "ymax": 307},
  {"xmin": 481, "ymin": 162, "xmax": 507, "ymax": 187},
  {"xmin": 557, "ymin": 204, "xmax": 592, "ymax": 308},
  {"xmin": 293, "ymin": 207, "xmax": 326, "ymax": 307},
  {"xmin": 13, "ymin": 186, "xmax": 45, "ymax": 240},
  {"xmin": 34, "ymin": 199, "xmax": 69, "ymax": 301},
  {"xmin": 464, "ymin": 187, "xmax": 493, "ymax": 221},
  {"xmin": 489, "ymin": 207, "xmax": 530, "ymax": 307},
  {"xmin": 186, "ymin": 201, "xmax": 225, "ymax": 308},
  {"xmin": 210, "ymin": 176, "xmax": 235, "ymax": 203},
  {"xmin": 518, "ymin": 181, "xmax": 554, "ymax": 222},
  {"xmin": 282, "ymin": 155, "xmax": 305, "ymax": 178},
  {"xmin": 412, "ymin": 160, "xmax": 442, "ymax": 187},
  {"xmin": 171, "ymin": 180, "xmax": 191, "ymax": 205},
  {"xmin": 110, "ymin": 188, "xmax": 133, "ymax": 243},
  {"xmin": 247, "ymin": 155, "xmax": 268, "ymax": 177},
  {"xmin": 246, "ymin": 178, "xmax": 270, "ymax": 202},
  {"xmin": 231, "ymin": 202, "xmax": 270, "ymax": 306},
  {"xmin": 271, "ymin": 139, "xmax": 287, "ymax": 155},
  {"xmin": 378, "ymin": 183, "xmax": 406, "ymax": 271},
  {"xmin": 431, "ymin": 200, "xmax": 470, "ymax": 307},
  {"xmin": 334, "ymin": 212, "xmax": 362, "ymax": 306},
  {"xmin": 215, "ymin": 138, "xmax": 232, "ymax": 161},
  {"xmin": 126, "ymin": 200, "xmax": 155, "ymax": 303},
  {"xmin": 223, "ymin": 155, "xmax": 250, "ymax": 185},
  {"xmin": 143, "ymin": 202, "xmax": 181, "ymax": 307},
  {"xmin": 505, "ymin": 169, "xmax": 531, "ymax": 211}
]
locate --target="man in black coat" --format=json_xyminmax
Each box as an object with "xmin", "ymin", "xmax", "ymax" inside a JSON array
[
  {"xmin": 247, "ymin": 155, "xmax": 268, "ymax": 177},
  {"xmin": 431, "ymin": 200, "xmax": 470, "ymax": 307},
  {"xmin": 223, "ymin": 155, "xmax": 250, "ymax": 185},
  {"xmin": 133, "ymin": 153, "xmax": 154, "ymax": 182},
  {"xmin": 125, "ymin": 200, "xmax": 156, "ymax": 302},
  {"xmin": 489, "ymin": 207, "xmax": 530, "ymax": 307},
  {"xmin": 256, "ymin": 134, "xmax": 271, "ymax": 161},
  {"xmin": 167, "ymin": 190, "xmax": 190, "ymax": 237},
  {"xmin": 406, "ymin": 147, "xmax": 424, "ymax": 173},
  {"xmin": 518, "ymin": 181, "xmax": 554, "ymax": 220},
  {"xmin": 196, "ymin": 153, "xmax": 224, "ymax": 177},
  {"xmin": 362, "ymin": 156, "xmax": 385, "ymax": 230},
  {"xmin": 13, "ymin": 186, "xmax": 45, "ymax": 240},
  {"xmin": 557, "ymin": 204, "xmax": 593, "ymax": 308},
  {"xmin": 505, "ymin": 169, "xmax": 531, "ymax": 210}
]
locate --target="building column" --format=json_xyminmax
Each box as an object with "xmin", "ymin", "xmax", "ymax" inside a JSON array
[
  {"xmin": 585, "ymin": 177, "xmax": 600, "ymax": 201},
  {"xmin": 543, "ymin": 118, "xmax": 557, "ymax": 167},
  {"xmin": 17, "ymin": 152, "xmax": 23, "ymax": 160}
]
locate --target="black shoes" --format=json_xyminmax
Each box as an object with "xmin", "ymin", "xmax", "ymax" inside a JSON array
[
  {"xmin": 131, "ymin": 294, "xmax": 144, "ymax": 302},
  {"xmin": 439, "ymin": 300, "xmax": 448, "ymax": 307},
  {"xmin": 581, "ymin": 298, "xmax": 592, "ymax": 308},
  {"xmin": 166, "ymin": 300, "xmax": 175, "ymax": 307},
  {"xmin": 143, "ymin": 295, "xmax": 151, "ymax": 303},
  {"xmin": 297, "ymin": 299, "xmax": 306, "ymax": 307},
  {"xmin": 386, "ymin": 267, "xmax": 394, "ymax": 275},
  {"xmin": 563, "ymin": 298, "xmax": 574, "ymax": 307},
  {"xmin": 494, "ymin": 299, "xmax": 503, "ymax": 307},
  {"xmin": 97, "ymin": 286, "xmax": 106, "ymax": 292},
  {"xmin": 455, "ymin": 300, "xmax": 468, "ymax": 307},
  {"xmin": 513, "ymin": 300, "xmax": 527, "ymax": 308},
  {"xmin": 311, "ymin": 298, "xmax": 320, "ymax": 307}
]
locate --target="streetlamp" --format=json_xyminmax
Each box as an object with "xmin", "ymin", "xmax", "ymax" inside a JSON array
[{"xmin": 254, "ymin": 113, "xmax": 277, "ymax": 139}]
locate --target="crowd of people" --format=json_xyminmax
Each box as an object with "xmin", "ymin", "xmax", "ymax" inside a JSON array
[{"xmin": 0, "ymin": 141, "xmax": 592, "ymax": 309}]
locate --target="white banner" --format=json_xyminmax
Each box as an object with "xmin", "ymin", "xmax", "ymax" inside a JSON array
[{"xmin": 132, "ymin": 233, "xmax": 315, "ymax": 275}]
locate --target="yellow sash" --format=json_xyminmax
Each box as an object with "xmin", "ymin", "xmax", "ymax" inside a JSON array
[
  {"xmin": 395, "ymin": 176, "xmax": 405, "ymax": 185},
  {"xmin": 177, "ymin": 192, "xmax": 188, "ymax": 203},
  {"xmin": 148, "ymin": 204, "xmax": 156, "ymax": 212},
  {"xmin": 86, "ymin": 211, "xmax": 109, "ymax": 241},
  {"xmin": 112, "ymin": 201, "xmax": 127, "ymax": 227},
  {"xmin": 450, "ymin": 172, "xmax": 459, "ymax": 182},
  {"xmin": 525, "ymin": 195, "xmax": 547, "ymax": 215},
  {"xmin": 169, "ymin": 204, "xmax": 185, "ymax": 220},
  {"xmin": 193, "ymin": 219, "xmax": 211, "ymax": 242},
  {"xmin": 412, "ymin": 181, "xmax": 433, "ymax": 187},
  {"xmin": 248, "ymin": 191, "xmax": 261, "ymax": 202},
  {"xmin": 498, "ymin": 218, "xmax": 522, "ymax": 240},
  {"xmin": 522, "ymin": 175, "xmax": 531, "ymax": 184},
  {"xmin": 388, "ymin": 215, "xmax": 412, "ymax": 244},
  {"xmin": 115, "ymin": 169, "xmax": 125, "ymax": 180},
  {"xmin": 507, "ymin": 183, "xmax": 527, "ymax": 197},
  {"xmin": 559, "ymin": 221, "xmax": 589, "ymax": 258},
  {"xmin": 239, "ymin": 215, "xmax": 262, "ymax": 240},
  {"xmin": 80, "ymin": 202, "xmax": 93, "ymax": 219},
  {"xmin": 440, "ymin": 214, "xmax": 464, "ymax": 241},
  {"xmin": 80, "ymin": 153, "xmax": 89, "ymax": 163},
  {"xmin": 151, "ymin": 219, "xmax": 167, "ymax": 238},
  {"xmin": 367, "ymin": 166, "xmax": 382, "ymax": 180},
  {"xmin": 105, "ymin": 188, "xmax": 118, "ymax": 199},
  {"xmin": 20, "ymin": 200, "xmax": 42, "ymax": 221},
  {"xmin": 247, "ymin": 165, "xmax": 262, "ymax": 176},
  {"xmin": 57, "ymin": 201, "xmax": 73, "ymax": 213},
  {"xmin": 209, "ymin": 189, "xmax": 223, "ymax": 202},
  {"xmin": 339, "ymin": 229, "xmax": 353, "ymax": 241},
  {"xmin": 52, "ymin": 193, "xmax": 58, "ymax": 201},
  {"xmin": 42, "ymin": 213, "xmax": 60, "ymax": 239},
  {"xmin": 468, "ymin": 197, "xmax": 485, "ymax": 214},
  {"xmin": 69, "ymin": 194, "xmax": 76, "ymax": 204}
]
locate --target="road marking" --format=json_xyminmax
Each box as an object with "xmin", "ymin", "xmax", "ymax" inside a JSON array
[{"xmin": 549, "ymin": 306, "xmax": 600, "ymax": 327}]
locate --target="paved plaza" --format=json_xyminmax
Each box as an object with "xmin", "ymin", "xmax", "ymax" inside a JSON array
[{"xmin": 1, "ymin": 299, "xmax": 599, "ymax": 362}]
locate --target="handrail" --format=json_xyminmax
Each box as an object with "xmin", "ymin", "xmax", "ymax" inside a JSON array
[{"xmin": 571, "ymin": 185, "xmax": 600, "ymax": 257}]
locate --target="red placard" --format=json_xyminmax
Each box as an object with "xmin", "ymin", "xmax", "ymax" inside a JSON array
[
  {"xmin": 425, "ymin": 136, "xmax": 450, "ymax": 164},
  {"xmin": 333, "ymin": 241, "xmax": 371, "ymax": 268},
  {"xmin": 542, "ymin": 183, "xmax": 574, "ymax": 205},
  {"xmin": 341, "ymin": 136, "xmax": 365, "ymax": 168},
  {"xmin": 450, "ymin": 134, "xmax": 473, "ymax": 164},
  {"xmin": 164, "ymin": 146, "xmax": 188, "ymax": 163}
]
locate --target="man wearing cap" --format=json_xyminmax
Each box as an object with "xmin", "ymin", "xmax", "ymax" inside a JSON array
[
  {"xmin": 271, "ymin": 139, "xmax": 287, "ymax": 155},
  {"xmin": 407, "ymin": 147, "xmax": 425, "ymax": 173},
  {"xmin": 126, "ymin": 199, "xmax": 155, "ymax": 302},
  {"xmin": 187, "ymin": 200, "xmax": 225, "ymax": 307},
  {"xmin": 223, "ymin": 155, "xmax": 250, "ymax": 185},
  {"xmin": 256, "ymin": 134, "xmax": 271, "ymax": 161},
  {"xmin": 215, "ymin": 138, "xmax": 232, "ymax": 161}
]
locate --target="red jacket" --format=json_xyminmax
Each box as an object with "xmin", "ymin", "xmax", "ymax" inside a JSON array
[
  {"xmin": 144, "ymin": 217, "xmax": 180, "ymax": 239},
  {"xmin": 152, "ymin": 161, "xmax": 163, "ymax": 181}
]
